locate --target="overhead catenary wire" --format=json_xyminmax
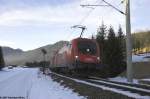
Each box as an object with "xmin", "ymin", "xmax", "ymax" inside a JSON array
[
  {"xmin": 65, "ymin": 0, "xmax": 102, "ymax": 40},
  {"xmin": 102, "ymin": 0, "xmax": 125, "ymax": 15},
  {"xmin": 79, "ymin": 0, "xmax": 125, "ymax": 35},
  {"xmin": 78, "ymin": 0, "xmax": 103, "ymax": 25},
  {"xmin": 100, "ymin": 0, "xmax": 125, "ymax": 27},
  {"xmin": 80, "ymin": 0, "xmax": 126, "ymax": 37},
  {"xmin": 65, "ymin": 0, "xmax": 125, "ymax": 40}
]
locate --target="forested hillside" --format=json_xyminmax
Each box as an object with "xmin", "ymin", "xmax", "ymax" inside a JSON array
[{"xmin": 132, "ymin": 31, "xmax": 150, "ymax": 54}]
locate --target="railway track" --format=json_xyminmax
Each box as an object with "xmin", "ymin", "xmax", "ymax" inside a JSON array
[
  {"xmin": 89, "ymin": 76, "xmax": 150, "ymax": 92},
  {"xmin": 87, "ymin": 77, "xmax": 150, "ymax": 96},
  {"xmin": 50, "ymin": 72, "xmax": 150, "ymax": 98}
]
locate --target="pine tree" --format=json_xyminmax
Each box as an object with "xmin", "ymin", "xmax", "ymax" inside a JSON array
[
  {"xmin": 96, "ymin": 21, "xmax": 107, "ymax": 63},
  {"xmin": 101, "ymin": 26, "xmax": 116, "ymax": 77},
  {"xmin": 118, "ymin": 25, "xmax": 124, "ymax": 38},
  {"xmin": 105, "ymin": 26, "xmax": 116, "ymax": 65},
  {"xmin": 117, "ymin": 25, "xmax": 125, "ymax": 61},
  {"xmin": 105, "ymin": 26, "xmax": 126, "ymax": 77},
  {"xmin": 117, "ymin": 26, "xmax": 126, "ymax": 73},
  {"xmin": 96, "ymin": 24, "xmax": 126, "ymax": 77},
  {"xmin": 0, "ymin": 46, "xmax": 5, "ymax": 70}
]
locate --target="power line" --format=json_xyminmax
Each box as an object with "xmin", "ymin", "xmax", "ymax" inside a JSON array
[
  {"xmin": 81, "ymin": 0, "xmax": 125, "ymax": 15},
  {"xmin": 65, "ymin": 0, "xmax": 101, "ymax": 40},
  {"xmin": 65, "ymin": 0, "xmax": 124, "ymax": 40},
  {"xmin": 78, "ymin": 8, "xmax": 95, "ymax": 25},
  {"xmin": 78, "ymin": 0, "xmax": 103, "ymax": 25}
]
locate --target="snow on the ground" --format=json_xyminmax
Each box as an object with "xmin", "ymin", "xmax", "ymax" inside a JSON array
[
  {"xmin": 0, "ymin": 67, "xmax": 26, "ymax": 82},
  {"xmin": 108, "ymin": 76, "xmax": 139, "ymax": 84},
  {"xmin": 132, "ymin": 53, "xmax": 150, "ymax": 62},
  {"xmin": 142, "ymin": 78, "xmax": 150, "ymax": 82},
  {"xmin": 0, "ymin": 67, "xmax": 85, "ymax": 99},
  {"xmin": 54, "ymin": 73, "xmax": 150, "ymax": 99}
]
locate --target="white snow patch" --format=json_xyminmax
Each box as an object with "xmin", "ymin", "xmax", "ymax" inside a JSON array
[
  {"xmin": 0, "ymin": 67, "xmax": 86, "ymax": 99},
  {"xmin": 108, "ymin": 76, "xmax": 139, "ymax": 84},
  {"xmin": 132, "ymin": 53, "xmax": 150, "ymax": 62},
  {"xmin": 142, "ymin": 78, "xmax": 150, "ymax": 82}
]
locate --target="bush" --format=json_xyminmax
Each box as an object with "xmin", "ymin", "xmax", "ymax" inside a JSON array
[{"xmin": 25, "ymin": 61, "xmax": 50, "ymax": 68}]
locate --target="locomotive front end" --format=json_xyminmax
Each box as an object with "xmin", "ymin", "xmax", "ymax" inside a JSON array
[{"xmin": 73, "ymin": 38, "xmax": 101, "ymax": 70}]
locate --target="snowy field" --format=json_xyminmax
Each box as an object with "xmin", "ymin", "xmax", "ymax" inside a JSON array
[
  {"xmin": 0, "ymin": 67, "xmax": 85, "ymax": 99},
  {"xmin": 132, "ymin": 53, "xmax": 150, "ymax": 62}
]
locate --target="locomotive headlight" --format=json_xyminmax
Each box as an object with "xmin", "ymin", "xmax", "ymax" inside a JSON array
[
  {"xmin": 97, "ymin": 57, "xmax": 100, "ymax": 60},
  {"xmin": 75, "ymin": 56, "xmax": 79, "ymax": 59}
]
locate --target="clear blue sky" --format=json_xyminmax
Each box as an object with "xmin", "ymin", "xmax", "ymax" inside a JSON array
[{"xmin": 0, "ymin": 0, "xmax": 149, "ymax": 51}]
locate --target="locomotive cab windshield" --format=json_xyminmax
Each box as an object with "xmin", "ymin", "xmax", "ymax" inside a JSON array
[{"xmin": 77, "ymin": 41, "xmax": 97, "ymax": 55}]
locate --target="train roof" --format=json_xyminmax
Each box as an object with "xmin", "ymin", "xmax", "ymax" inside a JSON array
[
  {"xmin": 72, "ymin": 37, "xmax": 92, "ymax": 41},
  {"xmin": 71, "ymin": 37, "xmax": 96, "ymax": 42}
]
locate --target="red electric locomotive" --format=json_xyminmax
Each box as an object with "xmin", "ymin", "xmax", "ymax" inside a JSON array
[{"xmin": 50, "ymin": 37, "xmax": 101, "ymax": 75}]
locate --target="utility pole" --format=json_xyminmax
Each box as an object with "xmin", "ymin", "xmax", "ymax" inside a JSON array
[
  {"xmin": 81, "ymin": 0, "xmax": 133, "ymax": 82},
  {"xmin": 126, "ymin": 0, "xmax": 133, "ymax": 82}
]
